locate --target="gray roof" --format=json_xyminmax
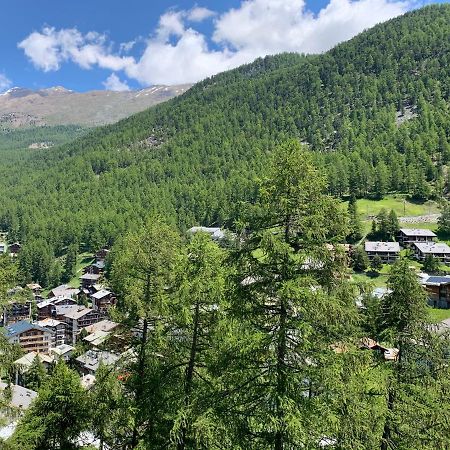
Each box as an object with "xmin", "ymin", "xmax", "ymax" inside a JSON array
[
  {"xmin": 2, "ymin": 320, "xmax": 51, "ymax": 338},
  {"xmin": 50, "ymin": 285, "xmax": 80, "ymax": 297},
  {"xmin": 76, "ymin": 350, "xmax": 120, "ymax": 372},
  {"xmin": 422, "ymin": 275, "xmax": 450, "ymax": 286},
  {"xmin": 63, "ymin": 307, "xmax": 94, "ymax": 320},
  {"xmin": 0, "ymin": 382, "xmax": 37, "ymax": 410},
  {"xmin": 188, "ymin": 226, "xmax": 226, "ymax": 240},
  {"xmin": 399, "ymin": 228, "xmax": 437, "ymax": 237},
  {"xmin": 364, "ymin": 241, "xmax": 400, "ymax": 253},
  {"xmin": 80, "ymin": 273, "xmax": 101, "ymax": 281},
  {"xmin": 91, "ymin": 289, "xmax": 111, "ymax": 300},
  {"xmin": 414, "ymin": 242, "xmax": 450, "ymax": 254}
]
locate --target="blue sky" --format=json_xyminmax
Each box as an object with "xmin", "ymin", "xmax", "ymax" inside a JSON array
[{"xmin": 0, "ymin": 0, "xmax": 446, "ymax": 92}]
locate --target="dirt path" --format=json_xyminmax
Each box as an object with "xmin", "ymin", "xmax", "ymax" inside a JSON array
[{"xmin": 398, "ymin": 214, "xmax": 441, "ymax": 224}]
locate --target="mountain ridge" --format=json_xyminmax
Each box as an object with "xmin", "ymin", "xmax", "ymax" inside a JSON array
[{"xmin": 0, "ymin": 84, "xmax": 192, "ymax": 128}]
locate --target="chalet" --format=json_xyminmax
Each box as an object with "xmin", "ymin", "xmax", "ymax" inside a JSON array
[
  {"xmin": 2, "ymin": 320, "xmax": 52, "ymax": 354},
  {"xmin": 26, "ymin": 283, "xmax": 42, "ymax": 296},
  {"xmin": 37, "ymin": 296, "xmax": 77, "ymax": 320},
  {"xmin": 398, "ymin": 228, "xmax": 437, "ymax": 247},
  {"xmin": 47, "ymin": 284, "xmax": 80, "ymax": 299},
  {"xmin": 95, "ymin": 248, "xmax": 110, "ymax": 262},
  {"xmin": 413, "ymin": 242, "xmax": 450, "ymax": 263},
  {"xmin": 2, "ymin": 300, "xmax": 32, "ymax": 326},
  {"xmin": 187, "ymin": 226, "xmax": 226, "ymax": 241},
  {"xmin": 37, "ymin": 318, "xmax": 66, "ymax": 347},
  {"xmin": 84, "ymin": 260, "xmax": 105, "ymax": 275},
  {"xmin": 49, "ymin": 343, "xmax": 75, "ymax": 361},
  {"xmin": 14, "ymin": 351, "xmax": 54, "ymax": 384},
  {"xmin": 75, "ymin": 349, "xmax": 120, "ymax": 375},
  {"xmin": 364, "ymin": 241, "xmax": 400, "ymax": 263},
  {"xmin": 0, "ymin": 242, "xmax": 6, "ymax": 254},
  {"xmin": 8, "ymin": 242, "xmax": 21, "ymax": 255},
  {"xmin": 62, "ymin": 306, "xmax": 100, "ymax": 344},
  {"xmin": 90, "ymin": 289, "xmax": 116, "ymax": 312},
  {"xmin": 80, "ymin": 273, "xmax": 101, "ymax": 290},
  {"xmin": 421, "ymin": 275, "xmax": 450, "ymax": 309}
]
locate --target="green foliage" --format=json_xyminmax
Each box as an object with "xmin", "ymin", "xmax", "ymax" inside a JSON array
[
  {"xmin": 9, "ymin": 361, "xmax": 89, "ymax": 450},
  {"xmin": 0, "ymin": 5, "xmax": 450, "ymax": 253},
  {"xmin": 438, "ymin": 201, "xmax": 450, "ymax": 234},
  {"xmin": 23, "ymin": 356, "xmax": 47, "ymax": 391},
  {"xmin": 352, "ymin": 246, "xmax": 369, "ymax": 271},
  {"xmin": 422, "ymin": 254, "xmax": 440, "ymax": 274},
  {"xmin": 370, "ymin": 254, "xmax": 383, "ymax": 273}
]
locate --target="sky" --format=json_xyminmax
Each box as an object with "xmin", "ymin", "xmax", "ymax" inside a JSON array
[{"xmin": 0, "ymin": 0, "xmax": 447, "ymax": 92}]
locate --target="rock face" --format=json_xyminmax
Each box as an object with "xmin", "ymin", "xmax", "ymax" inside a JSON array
[{"xmin": 0, "ymin": 84, "xmax": 192, "ymax": 128}]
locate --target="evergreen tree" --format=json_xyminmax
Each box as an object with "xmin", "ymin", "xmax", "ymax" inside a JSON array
[
  {"xmin": 226, "ymin": 141, "xmax": 356, "ymax": 449},
  {"xmin": 10, "ymin": 361, "xmax": 89, "ymax": 450},
  {"xmin": 63, "ymin": 243, "xmax": 78, "ymax": 283},
  {"xmin": 438, "ymin": 202, "xmax": 450, "ymax": 234},
  {"xmin": 422, "ymin": 254, "xmax": 440, "ymax": 274},
  {"xmin": 23, "ymin": 355, "xmax": 47, "ymax": 391},
  {"xmin": 387, "ymin": 210, "xmax": 399, "ymax": 240},
  {"xmin": 352, "ymin": 246, "xmax": 369, "ymax": 272},
  {"xmin": 110, "ymin": 216, "xmax": 180, "ymax": 448},
  {"xmin": 347, "ymin": 196, "xmax": 363, "ymax": 243},
  {"xmin": 370, "ymin": 254, "xmax": 383, "ymax": 273}
]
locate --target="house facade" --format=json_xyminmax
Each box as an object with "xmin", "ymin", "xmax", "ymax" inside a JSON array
[
  {"xmin": 364, "ymin": 241, "xmax": 400, "ymax": 263},
  {"xmin": 62, "ymin": 307, "xmax": 100, "ymax": 344},
  {"xmin": 413, "ymin": 242, "xmax": 450, "ymax": 263},
  {"xmin": 3, "ymin": 321, "xmax": 52, "ymax": 354},
  {"xmin": 37, "ymin": 318, "xmax": 66, "ymax": 347},
  {"xmin": 398, "ymin": 228, "xmax": 436, "ymax": 247},
  {"xmin": 421, "ymin": 275, "xmax": 450, "ymax": 309}
]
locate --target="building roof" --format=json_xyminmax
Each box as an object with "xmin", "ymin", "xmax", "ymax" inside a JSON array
[
  {"xmin": 0, "ymin": 382, "xmax": 37, "ymax": 410},
  {"xmin": 421, "ymin": 275, "xmax": 450, "ymax": 286},
  {"xmin": 188, "ymin": 226, "xmax": 226, "ymax": 240},
  {"xmin": 76, "ymin": 350, "xmax": 120, "ymax": 372},
  {"xmin": 55, "ymin": 304, "xmax": 81, "ymax": 317},
  {"xmin": 364, "ymin": 241, "xmax": 400, "ymax": 253},
  {"xmin": 91, "ymin": 289, "xmax": 112, "ymax": 300},
  {"xmin": 80, "ymin": 273, "xmax": 101, "ymax": 281},
  {"xmin": 2, "ymin": 320, "xmax": 51, "ymax": 338},
  {"xmin": 414, "ymin": 242, "xmax": 450, "ymax": 255},
  {"xmin": 63, "ymin": 307, "xmax": 94, "ymax": 320},
  {"xmin": 399, "ymin": 228, "xmax": 437, "ymax": 237},
  {"xmin": 81, "ymin": 374, "xmax": 96, "ymax": 389},
  {"xmin": 14, "ymin": 351, "xmax": 54, "ymax": 368},
  {"xmin": 37, "ymin": 318, "xmax": 63, "ymax": 328},
  {"xmin": 50, "ymin": 344, "xmax": 75, "ymax": 357},
  {"xmin": 83, "ymin": 319, "xmax": 118, "ymax": 334},
  {"xmin": 84, "ymin": 330, "xmax": 111, "ymax": 347},
  {"xmin": 50, "ymin": 285, "xmax": 80, "ymax": 298}
]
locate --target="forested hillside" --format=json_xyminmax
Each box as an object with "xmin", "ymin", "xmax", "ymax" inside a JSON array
[{"xmin": 1, "ymin": 4, "xmax": 450, "ymax": 255}]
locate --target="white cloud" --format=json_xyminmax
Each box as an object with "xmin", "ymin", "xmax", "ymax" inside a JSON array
[
  {"xmin": 18, "ymin": 0, "xmax": 412, "ymax": 86},
  {"xmin": 18, "ymin": 27, "xmax": 133, "ymax": 72},
  {"xmin": 102, "ymin": 73, "xmax": 131, "ymax": 91},
  {"xmin": 187, "ymin": 7, "xmax": 216, "ymax": 22},
  {"xmin": 0, "ymin": 73, "xmax": 12, "ymax": 92}
]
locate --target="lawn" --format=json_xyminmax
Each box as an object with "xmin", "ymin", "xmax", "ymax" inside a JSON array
[
  {"xmin": 67, "ymin": 252, "xmax": 95, "ymax": 288},
  {"xmin": 352, "ymin": 195, "xmax": 440, "ymax": 220},
  {"xmin": 428, "ymin": 307, "xmax": 450, "ymax": 323},
  {"xmin": 351, "ymin": 272, "xmax": 389, "ymax": 288}
]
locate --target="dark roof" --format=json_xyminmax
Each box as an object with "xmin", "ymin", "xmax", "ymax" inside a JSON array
[
  {"xmin": 423, "ymin": 276, "xmax": 450, "ymax": 286},
  {"xmin": 2, "ymin": 320, "xmax": 50, "ymax": 338}
]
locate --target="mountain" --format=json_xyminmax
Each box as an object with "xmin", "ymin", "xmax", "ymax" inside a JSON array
[
  {"xmin": 0, "ymin": 4, "xmax": 449, "ymax": 253},
  {"xmin": 0, "ymin": 84, "xmax": 191, "ymax": 128}
]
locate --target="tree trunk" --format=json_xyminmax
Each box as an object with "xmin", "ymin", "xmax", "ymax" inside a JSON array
[
  {"xmin": 178, "ymin": 300, "xmax": 200, "ymax": 450},
  {"xmin": 381, "ymin": 386, "xmax": 394, "ymax": 450},
  {"xmin": 130, "ymin": 274, "xmax": 151, "ymax": 448},
  {"xmin": 275, "ymin": 298, "xmax": 287, "ymax": 450}
]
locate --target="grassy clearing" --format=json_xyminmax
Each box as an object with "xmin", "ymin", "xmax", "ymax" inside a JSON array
[
  {"xmin": 428, "ymin": 307, "xmax": 450, "ymax": 323},
  {"xmin": 351, "ymin": 195, "xmax": 440, "ymax": 219},
  {"xmin": 351, "ymin": 272, "xmax": 389, "ymax": 288},
  {"xmin": 67, "ymin": 252, "xmax": 94, "ymax": 288}
]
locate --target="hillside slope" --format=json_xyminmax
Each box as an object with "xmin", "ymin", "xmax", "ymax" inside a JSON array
[{"xmin": 0, "ymin": 4, "xmax": 449, "ymax": 253}]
